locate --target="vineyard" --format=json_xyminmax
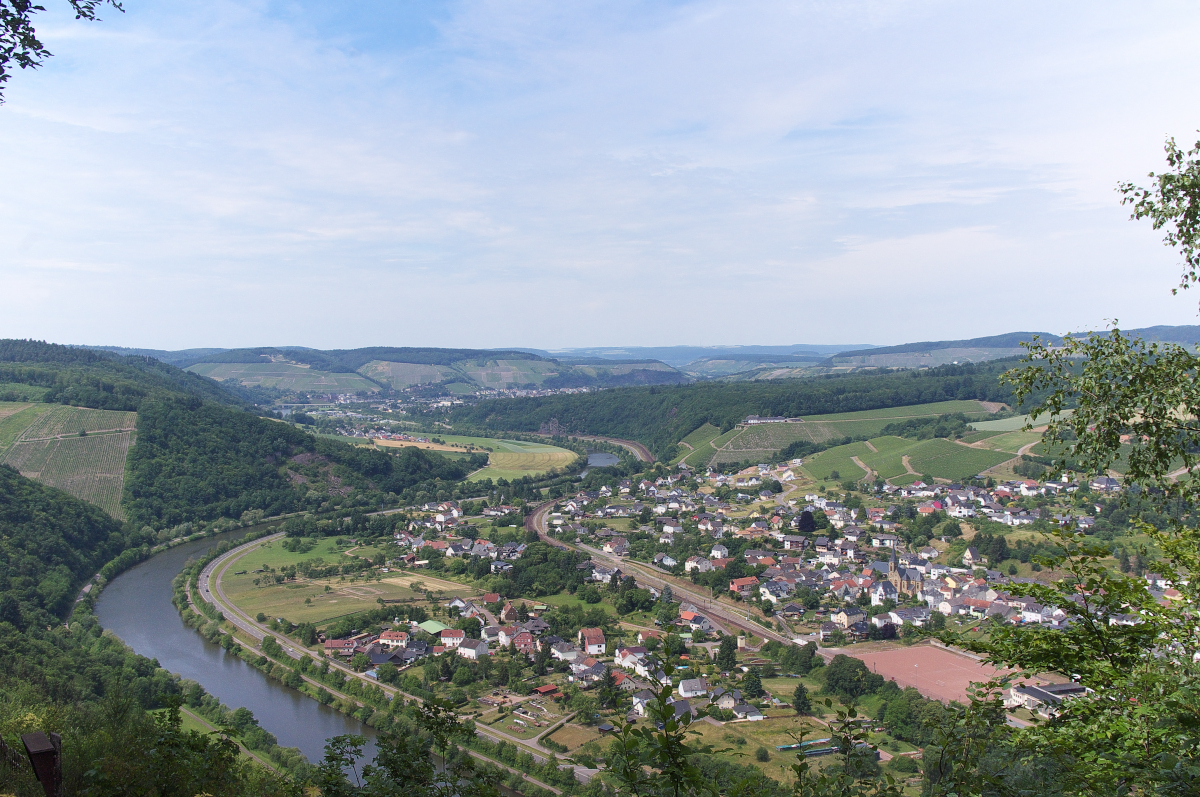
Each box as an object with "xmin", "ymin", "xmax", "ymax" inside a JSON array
[
  {"xmin": 18, "ymin": 405, "xmax": 136, "ymax": 439},
  {"xmin": 689, "ymin": 400, "xmax": 1000, "ymax": 468},
  {"xmin": 1, "ymin": 431, "xmax": 134, "ymax": 518},
  {"xmin": 0, "ymin": 405, "xmax": 139, "ymax": 518}
]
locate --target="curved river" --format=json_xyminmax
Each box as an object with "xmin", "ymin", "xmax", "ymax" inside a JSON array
[{"xmin": 95, "ymin": 531, "xmax": 376, "ymax": 764}]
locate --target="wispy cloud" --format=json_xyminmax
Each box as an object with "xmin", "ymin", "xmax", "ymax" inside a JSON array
[{"xmin": 1, "ymin": 0, "xmax": 1198, "ymax": 349}]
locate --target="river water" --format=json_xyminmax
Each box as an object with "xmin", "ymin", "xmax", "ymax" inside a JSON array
[
  {"xmin": 95, "ymin": 531, "xmax": 376, "ymax": 764},
  {"xmin": 579, "ymin": 451, "xmax": 619, "ymax": 477}
]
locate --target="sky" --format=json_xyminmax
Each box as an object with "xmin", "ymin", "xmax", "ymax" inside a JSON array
[{"xmin": 2, "ymin": 0, "xmax": 1199, "ymax": 351}]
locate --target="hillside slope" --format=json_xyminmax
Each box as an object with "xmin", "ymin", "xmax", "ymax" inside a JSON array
[{"xmin": 446, "ymin": 363, "xmax": 1014, "ymax": 459}]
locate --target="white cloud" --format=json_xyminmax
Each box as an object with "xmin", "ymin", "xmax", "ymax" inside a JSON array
[{"xmin": 1, "ymin": 0, "xmax": 1198, "ymax": 349}]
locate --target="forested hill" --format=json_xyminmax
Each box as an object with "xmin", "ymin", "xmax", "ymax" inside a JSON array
[
  {"xmin": 446, "ymin": 363, "xmax": 1015, "ymax": 459},
  {"xmin": 0, "ymin": 340, "xmax": 486, "ymax": 529},
  {"xmin": 0, "ymin": 339, "xmax": 243, "ymax": 408},
  {"xmin": 0, "ymin": 464, "xmax": 127, "ymax": 625},
  {"xmin": 126, "ymin": 397, "xmax": 483, "ymax": 528}
]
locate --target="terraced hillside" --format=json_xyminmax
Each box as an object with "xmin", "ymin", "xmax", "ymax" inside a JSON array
[
  {"xmin": 801, "ymin": 434, "xmax": 1016, "ymax": 484},
  {"xmin": 683, "ymin": 400, "xmax": 998, "ymax": 467},
  {"xmin": 187, "ymin": 361, "xmax": 381, "ymax": 392},
  {"xmin": 0, "ymin": 404, "xmax": 138, "ymax": 518}
]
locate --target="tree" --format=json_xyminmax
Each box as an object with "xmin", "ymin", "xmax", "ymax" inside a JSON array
[
  {"xmin": 742, "ymin": 668, "xmax": 764, "ymax": 699},
  {"xmin": 350, "ymin": 652, "xmax": 372, "ymax": 672},
  {"xmin": 715, "ymin": 635, "xmax": 738, "ymax": 670},
  {"xmin": 1119, "ymin": 135, "xmax": 1200, "ymax": 301},
  {"xmin": 824, "ymin": 654, "xmax": 883, "ymax": 701},
  {"xmin": 792, "ymin": 682, "xmax": 811, "ymax": 714},
  {"xmin": 797, "ymin": 510, "xmax": 817, "ymax": 533},
  {"xmin": 0, "ymin": 1, "xmax": 123, "ymax": 104},
  {"xmin": 754, "ymin": 746, "xmax": 770, "ymax": 762}
]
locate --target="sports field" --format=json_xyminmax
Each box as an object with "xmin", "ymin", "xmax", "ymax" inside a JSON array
[
  {"xmin": 844, "ymin": 643, "xmax": 1011, "ymax": 705},
  {"xmin": 187, "ymin": 362, "xmax": 380, "ymax": 392},
  {"xmin": 0, "ymin": 405, "xmax": 138, "ymax": 518}
]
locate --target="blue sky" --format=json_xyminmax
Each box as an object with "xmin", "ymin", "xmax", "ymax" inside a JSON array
[{"xmin": 2, "ymin": 0, "xmax": 1199, "ymax": 350}]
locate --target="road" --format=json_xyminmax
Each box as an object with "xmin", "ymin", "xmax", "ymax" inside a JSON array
[
  {"xmin": 195, "ymin": 536, "xmax": 589, "ymax": 784},
  {"xmin": 526, "ymin": 502, "xmax": 792, "ymax": 646}
]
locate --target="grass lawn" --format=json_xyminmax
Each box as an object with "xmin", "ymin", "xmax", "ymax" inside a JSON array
[{"xmin": 546, "ymin": 723, "xmax": 601, "ymax": 750}]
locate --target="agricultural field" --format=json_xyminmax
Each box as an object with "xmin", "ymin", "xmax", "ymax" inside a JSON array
[
  {"xmin": 18, "ymin": 405, "xmax": 136, "ymax": 438},
  {"xmin": 458, "ymin": 359, "xmax": 562, "ymax": 387},
  {"xmin": 186, "ymin": 361, "xmax": 380, "ymax": 392},
  {"xmin": 358, "ymin": 360, "xmax": 459, "ymax": 388},
  {"xmin": 800, "ymin": 442, "xmax": 872, "ymax": 481},
  {"xmin": 969, "ymin": 411, "xmax": 1061, "ymax": 432},
  {"xmin": 1, "ymin": 431, "xmax": 134, "ymax": 517},
  {"xmin": 971, "ymin": 430, "xmax": 1042, "ymax": 455},
  {"xmin": 802, "ymin": 434, "xmax": 1013, "ymax": 484},
  {"xmin": 468, "ymin": 440, "xmax": 579, "ymax": 481},
  {"xmin": 905, "ymin": 439, "xmax": 1012, "ymax": 481},
  {"xmin": 703, "ymin": 401, "xmax": 1000, "ymax": 467},
  {"xmin": 0, "ymin": 403, "xmax": 54, "ymax": 451},
  {"xmin": 218, "ymin": 537, "xmax": 478, "ymax": 627},
  {"xmin": 674, "ymin": 423, "xmax": 723, "ymax": 465},
  {"xmin": 0, "ymin": 405, "xmax": 138, "ymax": 518}
]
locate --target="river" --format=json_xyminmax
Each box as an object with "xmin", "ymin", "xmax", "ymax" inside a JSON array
[
  {"xmin": 579, "ymin": 451, "xmax": 619, "ymax": 477},
  {"xmin": 95, "ymin": 530, "xmax": 376, "ymax": 764}
]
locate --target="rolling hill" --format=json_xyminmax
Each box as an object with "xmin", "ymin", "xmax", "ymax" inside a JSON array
[{"xmin": 175, "ymin": 346, "xmax": 688, "ymax": 394}]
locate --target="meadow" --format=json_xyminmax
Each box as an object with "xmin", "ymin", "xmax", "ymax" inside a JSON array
[{"xmin": 217, "ymin": 537, "xmax": 474, "ymax": 627}]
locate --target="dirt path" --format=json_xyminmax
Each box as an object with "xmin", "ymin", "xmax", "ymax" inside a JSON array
[
  {"xmin": 864, "ymin": 440, "xmax": 878, "ymax": 453},
  {"xmin": 901, "ymin": 455, "xmax": 919, "ymax": 477},
  {"xmin": 850, "ymin": 456, "xmax": 875, "ymax": 480}
]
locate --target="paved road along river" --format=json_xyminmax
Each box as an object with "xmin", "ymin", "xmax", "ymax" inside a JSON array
[{"xmin": 94, "ymin": 530, "xmax": 375, "ymax": 764}]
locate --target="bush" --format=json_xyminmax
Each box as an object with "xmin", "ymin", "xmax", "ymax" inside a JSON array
[{"xmin": 754, "ymin": 746, "xmax": 770, "ymax": 762}]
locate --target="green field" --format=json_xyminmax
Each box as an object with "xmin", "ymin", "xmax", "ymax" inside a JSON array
[
  {"xmin": 0, "ymin": 405, "xmax": 138, "ymax": 518},
  {"xmin": 466, "ymin": 439, "xmax": 579, "ymax": 481},
  {"xmin": 218, "ymin": 538, "xmax": 472, "ymax": 626},
  {"xmin": 905, "ymin": 438, "xmax": 1013, "ymax": 480},
  {"xmin": 358, "ymin": 360, "xmax": 459, "ymax": 388},
  {"xmin": 802, "ymin": 434, "xmax": 1013, "ymax": 483},
  {"xmin": 710, "ymin": 401, "xmax": 999, "ymax": 466},
  {"xmin": 969, "ymin": 411, "xmax": 1064, "ymax": 432},
  {"xmin": 801, "ymin": 400, "xmax": 994, "ymax": 421},
  {"xmin": 800, "ymin": 441, "xmax": 872, "ymax": 481},
  {"xmin": 187, "ymin": 362, "xmax": 380, "ymax": 392},
  {"xmin": 674, "ymin": 423, "xmax": 723, "ymax": 465},
  {"xmin": 0, "ymin": 403, "xmax": 54, "ymax": 451},
  {"xmin": 974, "ymin": 429, "xmax": 1043, "ymax": 454}
]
